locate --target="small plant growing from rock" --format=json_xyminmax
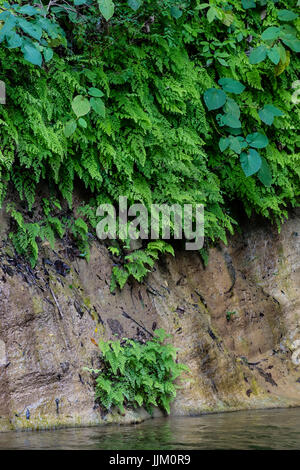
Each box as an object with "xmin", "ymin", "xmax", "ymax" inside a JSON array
[
  {"xmin": 85, "ymin": 329, "xmax": 189, "ymax": 415},
  {"xmin": 226, "ymin": 311, "xmax": 237, "ymax": 322}
]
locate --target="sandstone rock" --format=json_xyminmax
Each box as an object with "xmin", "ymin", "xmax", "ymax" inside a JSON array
[{"xmin": 0, "ymin": 208, "xmax": 299, "ymax": 431}]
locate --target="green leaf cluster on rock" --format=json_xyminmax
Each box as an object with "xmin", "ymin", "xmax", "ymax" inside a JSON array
[{"xmin": 85, "ymin": 329, "xmax": 189, "ymax": 414}]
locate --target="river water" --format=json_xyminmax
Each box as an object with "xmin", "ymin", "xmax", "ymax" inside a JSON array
[{"xmin": 0, "ymin": 408, "xmax": 300, "ymax": 450}]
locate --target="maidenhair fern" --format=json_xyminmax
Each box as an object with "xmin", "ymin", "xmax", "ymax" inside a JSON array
[
  {"xmin": 85, "ymin": 329, "xmax": 189, "ymax": 415},
  {"xmin": 0, "ymin": 0, "xmax": 299, "ymax": 287}
]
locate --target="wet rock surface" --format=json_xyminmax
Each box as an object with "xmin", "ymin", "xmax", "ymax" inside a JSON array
[{"xmin": 0, "ymin": 208, "xmax": 299, "ymax": 431}]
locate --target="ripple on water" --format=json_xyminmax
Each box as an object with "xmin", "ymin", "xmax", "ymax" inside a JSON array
[{"xmin": 0, "ymin": 408, "xmax": 300, "ymax": 450}]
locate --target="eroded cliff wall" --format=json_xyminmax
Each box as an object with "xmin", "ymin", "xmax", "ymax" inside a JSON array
[{"xmin": 0, "ymin": 208, "xmax": 299, "ymax": 431}]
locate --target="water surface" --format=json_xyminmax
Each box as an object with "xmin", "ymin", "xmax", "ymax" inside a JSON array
[{"xmin": 1, "ymin": 408, "xmax": 300, "ymax": 450}]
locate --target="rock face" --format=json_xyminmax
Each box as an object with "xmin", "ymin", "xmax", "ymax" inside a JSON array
[{"xmin": 0, "ymin": 208, "xmax": 299, "ymax": 431}]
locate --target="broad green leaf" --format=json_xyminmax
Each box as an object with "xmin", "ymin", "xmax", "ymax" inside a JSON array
[
  {"xmin": 196, "ymin": 3, "xmax": 210, "ymax": 10},
  {"xmin": 240, "ymin": 149, "xmax": 262, "ymax": 177},
  {"xmin": 246, "ymin": 132, "xmax": 269, "ymax": 149},
  {"xmin": 18, "ymin": 18, "xmax": 42, "ymax": 41},
  {"xmin": 258, "ymin": 157, "xmax": 272, "ymax": 186},
  {"xmin": 6, "ymin": 32, "xmax": 22, "ymax": 49},
  {"xmin": 242, "ymin": 0, "xmax": 256, "ymax": 9},
  {"xmin": 88, "ymin": 87, "xmax": 104, "ymax": 98},
  {"xmin": 278, "ymin": 43, "xmax": 287, "ymax": 62},
  {"xmin": 19, "ymin": 5, "xmax": 38, "ymax": 16},
  {"xmin": 0, "ymin": 14, "xmax": 17, "ymax": 43},
  {"xmin": 207, "ymin": 7, "xmax": 216, "ymax": 23},
  {"xmin": 43, "ymin": 47, "xmax": 53, "ymax": 63},
  {"xmin": 249, "ymin": 45, "xmax": 267, "ymax": 64},
  {"xmin": 170, "ymin": 6, "xmax": 182, "ymax": 19},
  {"xmin": 128, "ymin": 0, "xmax": 142, "ymax": 11},
  {"xmin": 264, "ymin": 105, "xmax": 284, "ymax": 116},
  {"xmin": 204, "ymin": 88, "xmax": 226, "ymax": 111},
  {"xmin": 277, "ymin": 10, "xmax": 298, "ymax": 22},
  {"xmin": 228, "ymin": 136, "xmax": 243, "ymax": 154},
  {"xmin": 215, "ymin": 51, "xmax": 229, "ymax": 58},
  {"xmin": 64, "ymin": 119, "xmax": 77, "ymax": 137},
  {"xmin": 74, "ymin": 0, "xmax": 88, "ymax": 4},
  {"xmin": 37, "ymin": 17, "xmax": 61, "ymax": 39},
  {"xmin": 218, "ymin": 78, "xmax": 245, "ymax": 94},
  {"xmin": 78, "ymin": 117, "xmax": 87, "ymax": 128},
  {"xmin": 223, "ymin": 98, "xmax": 240, "ymax": 118},
  {"xmin": 258, "ymin": 108, "xmax": 274, "ymax": 125},
  {"xmin": 226, "ymin": 127, "xmax": 242, "ymax": 136},
  {"xmin": 279, "ymin": 24, "xmax": 298, "ymax": 39},
  {"xmin": 268, "ymin": 46, "xmax": 280, "ymax": 64},
  {"xmin": 72, "ymin": 95, "xmax": 91, "ymax": 118},
  {"xmin": 217, "ymin": 58, "xmax": 229, "ymax": 67},
  {"xmin": 22, "ymin": 44, "xmax": 42, "ymax": 66},
  {"xmin": 97, "ymin": 0, "xmax": 115, "ymax": 21},
  {"xmin": 237, "ymin": 136, "xmax": 248, "ymax": 151},
  {"xmin": 275, "ymin": 48, "xmax": 290, "ymax": 75},
  {"xmin": 282, "ymin": 37, "xmax": 300, "ymax": 53},
  {"xmin": 259, "ymin": 104, "xmax": 283, "ymax": 125},
  {"xmin": 90, "ymin": 97, "xmax": 106, "ymax": 117},
  {"xmin": 222, "ymin": 113, "xmax": 241, "ymax": 128},
  {"xmin": 219, "ymin": 137, "xmax": 229, "ymax": 152},
  {"xmin": 261, "ymin": 27, "xmax": 281, "ymax": 41}
]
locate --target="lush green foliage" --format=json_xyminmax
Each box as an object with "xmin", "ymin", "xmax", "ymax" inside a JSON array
[
  {"xmin": 0, "ymin": 0, "xmax": 299, "ymax": 284},
  {"xmin": 6, "ymin": 199, "xmax": 89, "ymax": 266},
  {"xmin": 85, "ymin": 329, "xmax": 189, "ymax": 414},
  {"xmin": 110, "ymin": 240, "xmax": 175, "ymax": 291}
]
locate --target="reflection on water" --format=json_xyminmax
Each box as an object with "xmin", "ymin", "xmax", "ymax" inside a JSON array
[{"xmin": 0, "ymin": 408, "xmax": 300, "ymax": 450}]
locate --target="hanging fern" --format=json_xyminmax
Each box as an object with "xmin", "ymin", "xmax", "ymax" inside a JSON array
[{"xmin": 0, "ymin": 0, "xmax": 298, "ymax": 287}]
